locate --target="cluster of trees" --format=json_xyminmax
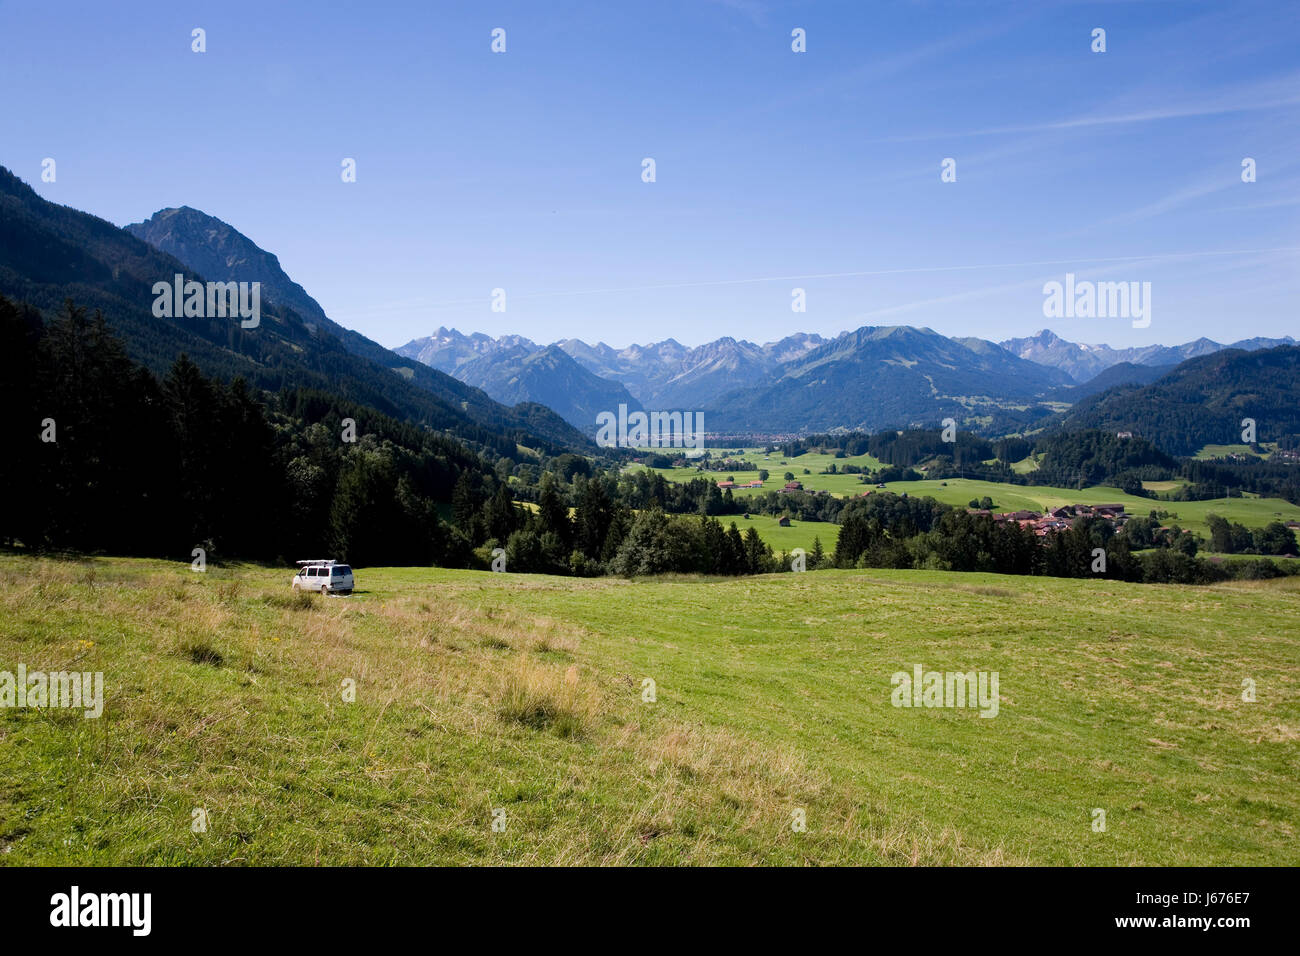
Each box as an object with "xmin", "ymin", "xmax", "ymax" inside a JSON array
[
  {"xmin": 1206, "ymin": 514, "xmax": 1298, "ymax": 556},
  {"xmin": 831, "ymin": 493, "xmax": 1296, "ymax": 584},
  {"xmin": 1170, "ymin": 458, "xmax": 1300, "ymax": 504},
  {"xmin": 604, "ymin": 511, "xmax": 780, "ymax": 576},
  {"xmin": 450, "ymin": 468, "xmax": 792, "ymax": 576},
  {"xmin": 0, "ymin": 298, "xmax": 493, "ymax": 565},
  {"xmin": 780, "ymin": 435, "xmax": 871, "ymax": 458}
]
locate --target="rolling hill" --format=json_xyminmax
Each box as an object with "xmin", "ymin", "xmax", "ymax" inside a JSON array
[
  {"xmin": 1043, "ymin": 361, "xmax": 1174, "ymax": 402},
  {"xmin": 1056, "ymin": 346, "xmax": 1300, "ymax": 455}
]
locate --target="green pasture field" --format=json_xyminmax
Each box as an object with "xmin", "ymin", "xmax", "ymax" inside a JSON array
[{"xmin": 1, "ymin": 554, "xmax": 1295, "ymax": 865}]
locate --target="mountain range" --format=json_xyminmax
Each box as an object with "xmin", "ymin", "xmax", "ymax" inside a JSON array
[
  {"xmin": 396, "ymin": 328, "xmax": 829, "ymax": 414},
  {"xmin": 999, "ymin": 329, "xmax": 1295, "ymax": 383},
  {"xmin": 398, "ymin": 323, "xmax": 1294, "ymax": 437}
]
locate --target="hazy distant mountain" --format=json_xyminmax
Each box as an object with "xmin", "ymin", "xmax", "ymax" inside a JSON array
[
  {"xmin": 560, "ymin": 333, "xmax": 826, "ymax": 406},
  {"xmin": 396, "ymin": 326, "xmax": 539, "ymax": 375},
  {"xmin": 565, "ymin": 338, "xmax": 693, "ymax": 401},
  {"xmin": 391, "ymin": 319, "xmax": 1298, "ymax": 439},
  {"xmin": 707, "ymin": 326, "xmax": 1072, "ymax": 434},
  {"xmin": 1000, "ymin": 329, "xmax": 1296, "ymax": 383},
  {"xmin": 450, "ymin": 344, "xmax": 641, "ymax": 432},
  {"xmin": 395, "ymin": 330, "xmax": 640, "ymax": 431},
  {"xmin": 407, "ymin": 330, "xmax": 826, "ymax": 409},
  {"xmin": 403, "ymin": 326, "xmax": 1076, "ymax": 434},
  {"xmin": 653, "ymin": 336, "xmax": 771, "ymax": 408},
  {"xmin": 761, "ymin": 332, "xmax": 827, "ymax": 365}
]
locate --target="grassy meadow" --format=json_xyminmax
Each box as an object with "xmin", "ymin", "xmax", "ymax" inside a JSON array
[
  {"xmin": 1, "ymin": 553, "xmax": 1296, "ymax": 866},
  {"xmin": 629, "ymin": 448, "xmax": 1300, "ymax": 550}
]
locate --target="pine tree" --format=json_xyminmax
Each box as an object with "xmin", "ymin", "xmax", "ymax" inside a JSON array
[
  {"xmin": 725, "ymin": 523, "xmax": 745, "ymax": 573},
  {"xmin": 484, "ymin": 482, "xmax": 518, "ymax": 543},
  {"xmin": 452, "ymin": 471, "xmax": 479, "ymax": 532},
  {"xmin": 537, "ymin": 473, "xmax": 571, "ymax": 548},
  {"xmin": 576, "ymin": 478, "xmax": 613, "ymax": 559},
  {"xmin": 743, "ymin": 526, "xmax": 767, "ymax": 574}
]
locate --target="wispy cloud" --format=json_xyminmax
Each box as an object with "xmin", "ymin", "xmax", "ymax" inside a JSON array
[{"xmin": 876, "ymin": 88, "xmax": 1300, "ymax": 143}]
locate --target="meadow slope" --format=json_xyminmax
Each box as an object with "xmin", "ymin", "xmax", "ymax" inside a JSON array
[{"xmin": 1, "ymin": 554, "xmax": 1296, "ymax": 865}]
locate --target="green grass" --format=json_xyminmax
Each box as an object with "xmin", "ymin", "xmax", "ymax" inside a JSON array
[
  {"xmin": 1140, "ymin": 480, "xmax": 1188, "ymax": 493},
  {"xmin": 1194, "ymin": 444, "xmax": 1267, "ymax": 460},
  {"xmin": 731, "ymin": 513, "xmax": 839, "ymax": 556},
  {"xmin": 1, "ymin": 554, "xmax": 1297, "ymax": 865}
]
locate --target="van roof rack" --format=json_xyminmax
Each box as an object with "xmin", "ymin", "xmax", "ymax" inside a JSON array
[{"xmin": 295, "ymin": 559, "xmax": 338, "ymax": 566}]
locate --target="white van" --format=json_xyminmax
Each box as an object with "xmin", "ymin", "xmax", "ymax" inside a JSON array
[{"xmin": 292, "ymin": 560, "xmax": 354, "ymax": 596}]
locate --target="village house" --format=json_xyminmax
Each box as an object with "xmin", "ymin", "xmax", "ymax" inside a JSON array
[
  {"xmin": 979, "ymin": 502, "xmax": 1130, "ymax": 537},
  {"xmin": 777, "ymin": 516, "xmax": 791, "ymax": 527}
]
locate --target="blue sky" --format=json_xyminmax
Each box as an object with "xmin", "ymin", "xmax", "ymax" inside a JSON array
[{"xmin": 4, "ymin": 0, "xmax": 1297, "ymax": 349}]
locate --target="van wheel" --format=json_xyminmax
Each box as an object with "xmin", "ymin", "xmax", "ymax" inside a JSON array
[{"xmin": 292, "ymin": 583, "xmax": 300, "ymax": 592}]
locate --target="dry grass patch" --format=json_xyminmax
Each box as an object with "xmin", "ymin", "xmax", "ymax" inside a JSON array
[{"xmin": 496, "ymin": 656, "xmax": 601, "ymax": 738}]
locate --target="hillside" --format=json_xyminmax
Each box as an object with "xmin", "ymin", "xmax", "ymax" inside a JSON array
[
  {"xmin": 1056, "ymin": 346, "xmax": 1300, "ymax": 455},
  {"xmin": 0, "ymin": 169, "xmax": 587, "ymax": 454},
  {"xmin": 2, "ymin": 554, "xmax": 1295, "ymax": 865},
  {"xmin": 1044, "ymin": 361, "xmax": 1173, "ymax": 402}
]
